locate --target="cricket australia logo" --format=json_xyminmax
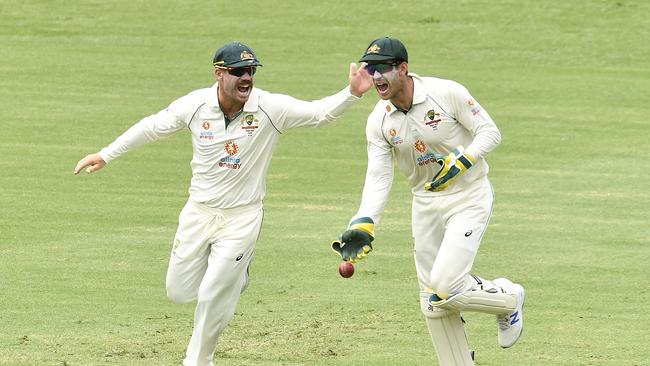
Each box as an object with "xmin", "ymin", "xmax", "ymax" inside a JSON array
[
  {"xmin": 240, "ymin": 114, "xmax": 260, "ymax": 136},
  {"xmin": 424, "ymin": 109, "xmax": 441, "ymax": 130}
]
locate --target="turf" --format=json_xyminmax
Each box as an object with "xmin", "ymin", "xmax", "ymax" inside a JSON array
[{"xmin": 1, "ymin": 1, "xmax": 649, "ymax": 365}]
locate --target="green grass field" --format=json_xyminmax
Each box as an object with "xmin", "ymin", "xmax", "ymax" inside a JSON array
[{"xmin": 1, "ymin": 1, "xmax": 649, "ymax": 365}]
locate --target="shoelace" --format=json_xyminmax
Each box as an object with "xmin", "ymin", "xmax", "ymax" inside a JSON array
[{"xmin": 497, "ymin": 314, "xmax": 511, "ymax": 330}]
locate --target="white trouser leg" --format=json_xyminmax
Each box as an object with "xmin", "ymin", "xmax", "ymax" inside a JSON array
[
  {"xmin": 166, "ymin": 200, "xmax": 263, "ymax": 366},
  {"xmin": 412, "ymin": 178, "xmax": 493, "ymax": 364},
  {"xmin": 420, "ymin": 296, "xmax": 474, "ymax": 366},
  {"xmin": 413, "ymin": 177, "xmax": 494, "ymax": 298},
  {"xmin": 184, "ymin": 248, "xmax": 255, "ymax": 366}
]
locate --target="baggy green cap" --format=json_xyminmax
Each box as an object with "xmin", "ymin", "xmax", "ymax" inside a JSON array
[
  {"xmin": 359, "ymin": 37, "xmax": 408, "ymax": 63},
  {"xmin": 213, "ymin": 41, "xmax": 263, "ymax": 68}
]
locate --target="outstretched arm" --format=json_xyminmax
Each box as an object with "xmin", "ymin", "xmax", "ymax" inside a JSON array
[
  {"xmin": 72, "ymin": 95, "xmax": 191, "ymax": 175},
  {"xmin": 272, "ymin": 63, "xmax": 373, "ymax": 131}
]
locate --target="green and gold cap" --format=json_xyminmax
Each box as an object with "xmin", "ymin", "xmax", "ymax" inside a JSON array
[
  {"xmin": 359, "ymin": 37, "xmax": 408, "ymax": 63},
  {"xmin": 213, "ymin": 41, "xmax": 263, "ymax": 68}
]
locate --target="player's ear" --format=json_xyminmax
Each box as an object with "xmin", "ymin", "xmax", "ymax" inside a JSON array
[{"xmin": 399, "ymin": 62, "xmax": 409, "ymax": 76}]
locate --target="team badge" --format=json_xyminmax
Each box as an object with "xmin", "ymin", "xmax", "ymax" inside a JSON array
[
  {"xmin": 367, "ymin": 44, "xmax": 381, "ymax": 54},
  {"xmin": 202, "ymin": 121, "xmax": 211, "ymax": 130},
  {"xmin": 388, "ymin": 128, "xmax": 403, "ymax": 145},
  {"xmin": 424, "ymin": 109, "xmax": 441, "ymax": 130},
  {"xmin": 241, "ymin": 51, "xmax": 254, "ymax": 60},
  {"xmin": 224, "ymin": 141, "xmax": 238, "ymax": 156},
  {"xmin": 240, "ymin": 114, "xmax": 260, "ymax": 136}
]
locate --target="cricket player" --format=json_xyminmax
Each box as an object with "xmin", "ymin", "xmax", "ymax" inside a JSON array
[
  {"xmin": 331, "ymin": 37, "xmax": 525, "ymax": 365},
  {"xmin": 74, "ymin": 41, "xmax": 372, "ymax": 366}
]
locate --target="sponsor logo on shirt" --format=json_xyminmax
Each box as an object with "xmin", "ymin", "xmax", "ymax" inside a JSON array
[
  {"xmin": 417, "ymin": 152, "xmax": 440, "ymax": 167},
  {"xmin": 414, "ymin": 140, "xmax": 440, "ymax": 166},
  {"xmin": 220, "ymin": 141, "xmax": 241, "ymax": 169},
  {"xmin": 200, "ymin": 121, "xmax": 215, "ymax": 140},
  {"xmin": 388, "ymin": 128, "xmax": 403, "ymax": 145},
  {"xmin": 224, "ymin": 141, "xmax": 238, "ymax": 156},
  {"xmin": 414, "ymin": 140, "xmax": 427, "ymax": 153},
  {"xmin": 424, "ymin": 109, "xmax": 441, "ymax": 130},
  {"xmin": 218, "ymin": 156, "xmax": 241, "ymax": 169},
  {"xmin": 468, "ymin": 99, "xmax": 481, "ymax": 115}
]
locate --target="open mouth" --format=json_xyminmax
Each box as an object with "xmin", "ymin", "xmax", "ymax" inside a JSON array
[
  {"xmin": 237, "ymin": 85, "xmax": 251, "ymax": 95},
  {"xmin": 374, "ymin": 80, "xmax": 389, "ymax": 95}
]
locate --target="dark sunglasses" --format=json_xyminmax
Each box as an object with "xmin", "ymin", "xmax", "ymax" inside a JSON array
[
  {"xmin": 218, "ymin": 66, "xmax": 257, "ymax": 77},
  {"xmin": 365, "ymin": 63, "xmax": 398, "ymax": 75}
]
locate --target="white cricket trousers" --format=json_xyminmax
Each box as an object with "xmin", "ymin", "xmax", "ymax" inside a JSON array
[
  {"xmin": 166, "ymin": 199, "xmax": 264, "ymax": 366},
  {"xmin": 412, "ymin": 177, "xmax": 493, "ymax": 296}
]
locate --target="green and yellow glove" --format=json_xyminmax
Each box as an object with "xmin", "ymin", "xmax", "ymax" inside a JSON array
[
  {"xmin": 424, "ymin": 146, "xmax": 475, "ymax": 192},
  {"xmin": 332, "ymin": 217, "xmax": 374, "ymax": 263}
]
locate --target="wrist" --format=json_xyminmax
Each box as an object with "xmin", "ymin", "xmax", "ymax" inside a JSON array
[{"xmin": 349, "ymin": 86, "xmax": 363, "ymax": 98}]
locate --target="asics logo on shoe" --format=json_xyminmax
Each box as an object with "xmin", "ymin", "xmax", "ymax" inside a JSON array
[{"xmin": 510, "ymin": 311, "xmax": 520, "ymax": 325}]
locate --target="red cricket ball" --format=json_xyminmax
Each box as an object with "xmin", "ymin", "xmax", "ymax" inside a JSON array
[{"xmin": 338, "ymin": 261, "xmax": 354, "ymax": 278}]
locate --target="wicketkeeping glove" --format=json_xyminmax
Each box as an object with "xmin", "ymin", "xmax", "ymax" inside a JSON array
[
  {"xmin": 332, "ymin": 217, "xmax": 374, "ymax": 263},
  {"xmin": 424, "ymin": 146, "xmax": 476, "ymax": 192}
]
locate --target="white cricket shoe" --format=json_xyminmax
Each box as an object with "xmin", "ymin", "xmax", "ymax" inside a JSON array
[{"xmin": 493, "ymin": 278, "xmax": 525, "ymax": 348}]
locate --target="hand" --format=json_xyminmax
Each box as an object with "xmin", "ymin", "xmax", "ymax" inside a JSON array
[
  {"xmin": 424, "ymin": 146, "xmax": 475, "ymax": 192},
  {"xmin": 348, "ymin": 62, "xmax": 373, "ymax": 97},
  {"xmin": 74, "ymin": 153, "xmax": 106, "ymax": 175},
  {"xmin": 331, "ymin": 217, "xmax": 375, "ymax": 263}
]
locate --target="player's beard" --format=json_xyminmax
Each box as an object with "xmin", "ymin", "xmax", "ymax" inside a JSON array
[
  {"xmin": 230, "ymin": 79, "xmax": 253, "ymax": 104},
  {"xmin": 220, "ymin": 74, "xmax": 253, "ymax": 106}
]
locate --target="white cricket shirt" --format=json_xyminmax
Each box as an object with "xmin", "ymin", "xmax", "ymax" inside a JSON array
[
  {"xmin": 99, "ymin": 84, "xmax": 359, "ymax": 208},
  {"xmin": 354, "ymin": 73, "xmax": 501, "ymax": 224}
]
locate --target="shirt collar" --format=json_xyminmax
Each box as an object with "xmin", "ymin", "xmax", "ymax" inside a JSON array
[{"xmin": 384, "ymin": 73, "xmax": 426, "ymax": 115}]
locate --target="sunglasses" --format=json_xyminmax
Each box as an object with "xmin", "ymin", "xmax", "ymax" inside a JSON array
[
  {"xmin": 217, "ymin": 66, "xmax": 257, "ymax": 77},
  {"xmin": 365, "ymin": 63, "xmax": 398, "ymax": 75}
]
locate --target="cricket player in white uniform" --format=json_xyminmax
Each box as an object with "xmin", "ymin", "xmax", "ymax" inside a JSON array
[
  {"xmin": 331, "ymin": 37, "xmax": 525, "ymax": 366},
  {"xmin": 74, "ymin": 41, "xmax": 373, "ymax": 366}
]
